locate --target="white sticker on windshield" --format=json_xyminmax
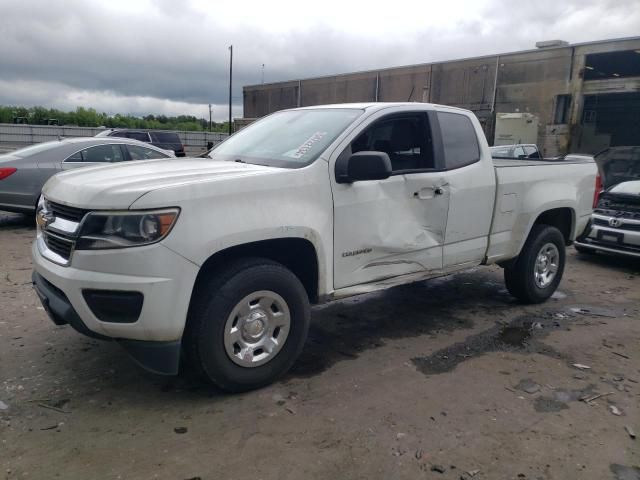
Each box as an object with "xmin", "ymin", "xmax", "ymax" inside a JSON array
[{"xmin": 287, "ymin": 131, "xmax": 327, "ymax": 159}]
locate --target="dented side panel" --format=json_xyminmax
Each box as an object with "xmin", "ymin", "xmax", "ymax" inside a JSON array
[{"xmin": 332, "ymin": 172, "xmax": 449, "ymax": 289}]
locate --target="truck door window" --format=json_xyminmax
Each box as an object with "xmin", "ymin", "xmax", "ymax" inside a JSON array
[
  {"xmin": 437, "ymin": 112, "xmax": 480, "ymax": 169},
  {"xmin": 351, "ymin": 114, "xmax": 434, "ymax": 172}
]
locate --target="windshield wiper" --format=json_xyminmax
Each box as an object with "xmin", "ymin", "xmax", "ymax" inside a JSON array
[{"xmin": 227, "ymin": 157, "xmax": 272, "ymax": 168}]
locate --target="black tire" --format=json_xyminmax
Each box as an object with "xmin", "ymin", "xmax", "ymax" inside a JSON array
[
  {"xmin": 184, "ymin": 258, "xmax": 310, "ymax": 392},
  {"xmin": 504, "ymin": 225, "xmax": 566, "ymax": 304}
]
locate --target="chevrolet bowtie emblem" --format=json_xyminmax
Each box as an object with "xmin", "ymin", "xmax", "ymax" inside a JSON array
[{"xmin": 36, "ymin": 211, "xmax": 54, "ymax": 229}]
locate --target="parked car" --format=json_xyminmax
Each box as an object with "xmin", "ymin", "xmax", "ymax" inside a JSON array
[
  {"xmin": 32, "ymin": 102, "xmax": 597, "ymax": 392},
  {"xmin": 96, "ymin": 129, "xmax": 186, "ymax": 157},
  {"xmin": 0, "ymin": 137, "xmax": 174, "ymax": 214},
  {"xmin": 574, "ymin": 146, "xmax": 640, "ymax": 258},
  {"xmin": 490, "ymin": 144, "xmax": 542, "ymax": 159},
  {"xmin": 575, "ymin": 180, "xmax": 640, "ymax": 258},
  {"xmin": 594, "ymin": 146, "xmax": 640, "ymax": 189}
]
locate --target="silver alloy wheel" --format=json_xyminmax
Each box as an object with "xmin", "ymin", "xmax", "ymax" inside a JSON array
[
  {"xmin": 223, "ymin": 290, "xmax": 291, "ymax": 368},
  {"xmin": 534, "ymin": 242, "xmax": 559, "ymax": 288}
]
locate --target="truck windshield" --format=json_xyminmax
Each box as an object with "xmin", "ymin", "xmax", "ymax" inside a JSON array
[{"xmin": 209, "ymin": 108, "xmax": 363, "ymax": 168}]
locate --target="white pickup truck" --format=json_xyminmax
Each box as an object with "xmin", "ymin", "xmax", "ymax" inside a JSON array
[{"xmin": 32, "ymin": 103, "xmax": 598, "ymax": 391}]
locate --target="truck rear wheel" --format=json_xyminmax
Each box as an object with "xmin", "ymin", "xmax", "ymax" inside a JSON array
[
  {"xmin": 504, "ymin": 225, "xmax": 565, "ymax": 304},
  {"xmin": 185, "ymin": 258, "xmax": 310, "ymax": 392}
]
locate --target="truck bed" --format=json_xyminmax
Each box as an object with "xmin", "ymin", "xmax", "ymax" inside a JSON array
[
  {"xmin": 493, "ymin": 158, "xmax": 595, "ymax": 168},
  {"xmin": 485, "ymin": 158, "xmax": 598, "ymax": 264}
]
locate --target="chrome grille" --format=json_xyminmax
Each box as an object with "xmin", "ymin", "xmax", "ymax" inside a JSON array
[
  {"xmin": 596, "ymin": 197, "xmax": 640, "ymax": 219},
  {"xmin": 593, "ymin": 217, "xmax": 640, "ymax": 232},
  {"xmin": 48, "ymin": 201, "xmax": 89, "ymax": 222},
  {"xmin": 43, "ymin": 231, "xmax": 74, "ymax": 259},
  {"xmin": 594, "ymin": 208, "xmax": 640, "ymax": 220},
  {"xmin": 38, "ymin": 198, "xmax": 86, "ymax": 265}
]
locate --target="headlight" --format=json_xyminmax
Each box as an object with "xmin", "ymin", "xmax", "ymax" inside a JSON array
[{"xmin": 75, "ymin": 209, "xmax": 180, "ymax": 250}]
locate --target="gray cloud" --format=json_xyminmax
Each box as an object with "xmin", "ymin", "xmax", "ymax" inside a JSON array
[{"xmin": 0, "ymin": 0, "xmax": 638, "ymax": 119}]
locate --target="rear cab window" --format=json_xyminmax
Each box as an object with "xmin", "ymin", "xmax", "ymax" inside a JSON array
[{"xmin": 437, "ymin": 112, "xmax": 480, "ymax": 169}]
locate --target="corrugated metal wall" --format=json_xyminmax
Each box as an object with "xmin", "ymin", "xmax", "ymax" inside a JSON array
[
  {"xmin": 0, "ymin": 124, "xmax": 228, "ymax": 156},
  {"xmin": 243, "ymin": 37, "xmax": 640, "ymax": 156}
]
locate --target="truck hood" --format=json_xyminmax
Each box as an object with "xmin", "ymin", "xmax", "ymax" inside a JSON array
[{"xmin": 42, "ymin": 158, "xmax": 278, "ymax": 209}]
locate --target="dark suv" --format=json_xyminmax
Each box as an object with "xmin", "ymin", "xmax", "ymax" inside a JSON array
[{"xmin": 96, "ymin": 129, "xmax": 186, "ymax": 157}]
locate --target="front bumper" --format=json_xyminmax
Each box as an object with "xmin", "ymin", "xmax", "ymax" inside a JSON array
[
  {"xmin": 576, "ymin": 213, "xmax": 640, "ymax": 258},
  {"xmin": 32, "ymin": 240, "xmax": 199, "ymax": 341},
  {"xmin": 33, "ymin": 271, "xmax": 109, "ymax": 339},
  {"xmin": 32, "ymin": 271, "xmax": 181, "ymax": 374}
]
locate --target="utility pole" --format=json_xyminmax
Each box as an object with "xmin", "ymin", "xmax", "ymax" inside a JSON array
[
  {"xmin": 208, "ymin": 104, "xmax": 212, "ymax": 132},
  {"xmin": 228, "ymin": 45, "xmax": 233, "ymax": 136},
  {"xmin": 261, "ymin": 63, "xmax": 265, "ymax": 84}
]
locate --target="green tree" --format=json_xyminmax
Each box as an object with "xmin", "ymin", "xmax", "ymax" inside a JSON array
[{"xmin": 0, "ymin": 104, "xmax": 216, "ymax": 132}]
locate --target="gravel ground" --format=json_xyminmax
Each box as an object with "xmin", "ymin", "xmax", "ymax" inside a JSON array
[{"xmin": 1, "ymin": 212, "xmax": 639, "ymax": 480}]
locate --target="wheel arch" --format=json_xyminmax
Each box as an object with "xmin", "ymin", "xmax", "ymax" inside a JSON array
[
  {"xmin": 532, "ymin": 207, "xmax": 575, "ymax": 246},
  {"xmin": 190, "ymin": 237, "xmax": 321, "ymax": 305},
  {"xmin": 498, "ymin": 206, "xmax": 576, "ymax": 268}
]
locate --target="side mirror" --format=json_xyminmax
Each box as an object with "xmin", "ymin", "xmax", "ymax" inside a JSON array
[{"xmin": 336, "ymin": 151, "xmax": 392, "ymax": 184}]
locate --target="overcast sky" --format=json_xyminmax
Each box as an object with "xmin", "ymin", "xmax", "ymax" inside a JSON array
[{"xmin": 0, "ymin": 0, "xmax": 638, "ymax": 120}]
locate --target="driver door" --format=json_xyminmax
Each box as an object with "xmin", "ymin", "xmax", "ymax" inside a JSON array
[{"xmin": 331, "ymin": 111, "xmax": 450, "ymax": 289}]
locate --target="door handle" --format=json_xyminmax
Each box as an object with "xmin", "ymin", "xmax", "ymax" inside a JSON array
[{"xmin": 414, "ymin": 184, "xmax": 447, "ymax": 199}]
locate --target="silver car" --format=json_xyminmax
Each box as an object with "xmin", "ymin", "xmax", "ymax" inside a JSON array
[{"xmin": 0, "ymin": 137, "xmax": 174, "ymax": 214}]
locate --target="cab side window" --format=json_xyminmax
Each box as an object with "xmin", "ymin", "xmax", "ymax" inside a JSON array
[
  {"xmin": 350, "ymin": 114, "xmax": 434, "ymax": 172},
  {"xmin": 437, "ymin": 112, "xmax": 480, "ymax": 169}
]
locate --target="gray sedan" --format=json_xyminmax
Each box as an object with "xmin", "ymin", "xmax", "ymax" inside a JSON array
[{"xmin": 0, "ymin": 137, "xmax": 174, "ymax": 214}]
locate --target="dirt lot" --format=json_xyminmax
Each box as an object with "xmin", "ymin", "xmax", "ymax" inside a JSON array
[{"xmin": 1, "ymin": 212, "xmax": 639, "ymax": 480}]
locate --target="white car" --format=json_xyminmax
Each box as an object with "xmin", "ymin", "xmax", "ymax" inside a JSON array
[{"xmin": 31, "ymin": 103, "xmax": 598, "ymax": 391}]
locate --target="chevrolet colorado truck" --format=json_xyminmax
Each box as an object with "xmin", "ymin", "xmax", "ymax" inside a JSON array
[{"xmin": 32, "ymin": 103, "xmax": 598, "ymax": 392}]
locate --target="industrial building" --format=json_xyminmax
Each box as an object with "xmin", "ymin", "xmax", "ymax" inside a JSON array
[{"xmin": 243, "ymin": 36, "xmax": 640, "ymax": 156}]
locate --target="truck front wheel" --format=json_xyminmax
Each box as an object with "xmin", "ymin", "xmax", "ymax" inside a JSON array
[
  {"xmin": 185, "ymin": 258, "xmax": 310, "ymax": 392},
  {"xmin": 504, "ymin": 225, "xmax": 566, "ymax": 304}
]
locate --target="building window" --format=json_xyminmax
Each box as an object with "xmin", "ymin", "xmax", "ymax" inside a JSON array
[
  {"xmin": 583, "ymin": 110, "xmax": 597, "ymax": 124},
  {"xmin": 584, "ymin": 51, "xmax": 640, "ymax": 80},
  {"xmin": 554, "ymin": 94, "xmax": 571, "ymax": 124}
]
